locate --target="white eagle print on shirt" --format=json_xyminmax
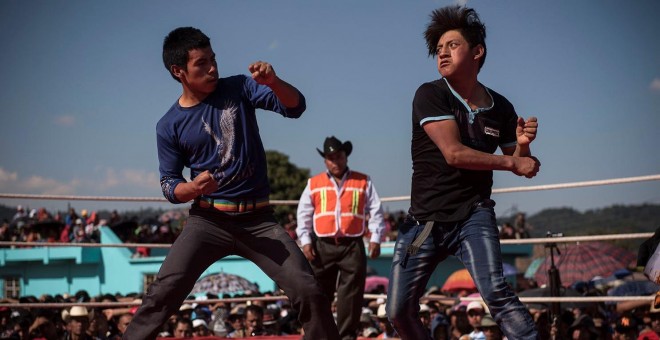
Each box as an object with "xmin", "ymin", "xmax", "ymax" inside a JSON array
[{"xmin": 201, "ymin": 102, "xmax": 238, "ymax": 185}]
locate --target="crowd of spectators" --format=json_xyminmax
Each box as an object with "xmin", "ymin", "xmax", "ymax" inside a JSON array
[
  {"xmin": 5, "ymin": 205, "xmax": 660, "ymax": 339},
  {"xmin": 2, "ymin": 273, "xmax": 660, "ymax": 340},
  {"xmin": 0, "ymin": 205, "xmax": 185, "ymax": 255},
  {"xmin": 1, "ymin": 204, "xmax": 533, "ymax": 251}
]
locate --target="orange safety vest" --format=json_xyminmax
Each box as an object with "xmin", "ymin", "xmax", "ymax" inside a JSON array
[{"xmin": 310, "ymin": 171, "xmax": 369, "ymax": 237}]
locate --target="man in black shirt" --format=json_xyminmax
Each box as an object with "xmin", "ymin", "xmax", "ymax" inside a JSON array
[{"xmin": 386, "ymin": 5, "xmax": 540, "ymax": 340}]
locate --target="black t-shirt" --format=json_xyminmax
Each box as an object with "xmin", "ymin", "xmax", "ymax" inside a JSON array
[{"xmin": 409, "ymin": 78, "xmax": 518, "ymax": 222}]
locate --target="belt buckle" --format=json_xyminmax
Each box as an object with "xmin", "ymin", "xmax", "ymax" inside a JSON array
[{"xmin": 199, "ymin": 198, "xmax": 211, "ymax": 209}]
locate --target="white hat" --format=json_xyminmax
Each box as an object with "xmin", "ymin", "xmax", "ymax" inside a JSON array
[
  {"xmin": 192, "ymin": 319, "xmax": 208, "ymax": 329},
  {"xmin": 62, "ymin": 306, "xmax": 89, "ymax": 322},
  {"xmin": 179, "ymin": 303, "xmax": 194, "ymax": 311},
  {"xmin": 419, "ymin": 304, "xmax": 430, "ymax": 314},
  {"xmin": 375, "ymin": 304, "xmax": 387, "ymax": 319},
  {"xmin": 467, "ymin": 301, "xmax": 485, "ymax": 312}
]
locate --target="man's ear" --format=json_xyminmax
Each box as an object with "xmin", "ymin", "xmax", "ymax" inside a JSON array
[
  {"xmin": 170, "ymin": 64, "xmax": 184, "ymax": 80},
  {"xmin": 473, "ymin": 45, "xmax": 485, "ymax": 61}
]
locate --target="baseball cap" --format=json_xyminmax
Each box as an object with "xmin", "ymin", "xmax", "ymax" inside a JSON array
[
  {"xmin": 192, "ymin": 319, "xmax": 208, "ymax": 329},
  {"xmin": 467, "ymin": 301, "xmax": 485, "ymax": 312}
]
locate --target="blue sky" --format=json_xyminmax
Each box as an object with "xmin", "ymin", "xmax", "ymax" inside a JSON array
[{"xmin": 1, "ymin": 0, "xmax": 658, "ymax": 220}]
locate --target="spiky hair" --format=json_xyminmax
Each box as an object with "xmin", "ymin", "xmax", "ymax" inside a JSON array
[{"xmin": 424, "ymin": 5, "xmax": 487, "ymax": 70}]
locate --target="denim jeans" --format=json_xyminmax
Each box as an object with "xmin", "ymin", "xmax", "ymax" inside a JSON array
[{"xmin": 386, "ymin": 204, "xmax": 538, "ymax": 340}]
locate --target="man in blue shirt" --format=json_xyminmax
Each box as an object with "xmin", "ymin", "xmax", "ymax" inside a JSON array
[{"xmin": 123, "ymin": 27, "xmax": 339, "ymax": 340}]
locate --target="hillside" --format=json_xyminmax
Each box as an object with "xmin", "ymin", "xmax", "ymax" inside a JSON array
[
  {"xmin": 497, "ymin": 204, "xmax": 660, "ymax": 237},
  {"xmin": 3, "ymin": 203, "xmax": 659, "ymax": 237}
]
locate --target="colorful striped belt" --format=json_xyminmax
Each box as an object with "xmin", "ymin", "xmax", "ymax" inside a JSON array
[{"xmin": 195, "ymin": 196, "xmax": 270, "ymax": 213}]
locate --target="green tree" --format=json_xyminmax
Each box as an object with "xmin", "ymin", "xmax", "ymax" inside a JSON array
[{"xmin": 266, "ymin": 150, "xmax": 311, "ymax": 224}]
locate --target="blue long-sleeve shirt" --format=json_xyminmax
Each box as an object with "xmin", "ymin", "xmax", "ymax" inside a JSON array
[{"xmin": 156, "ymin": 74, "xmax": 305, "ymax": 203}]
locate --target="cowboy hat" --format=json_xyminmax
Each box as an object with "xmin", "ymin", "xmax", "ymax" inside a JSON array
[
  {"xmin": 317, "ymin": 136, "xmax": 352, "ymax": 158},
  {"xmin": 62, "ymin": 306, "xmax": 88, "ymax": 322}
]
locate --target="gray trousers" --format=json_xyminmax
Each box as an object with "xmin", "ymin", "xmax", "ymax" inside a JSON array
[
  {"xmin": 123, "ymin": 206, "xmax": 340, "ymax": 340},
  {"xmin": 310, "ymin": 237, "xmax": 366, "ymax": 340}
]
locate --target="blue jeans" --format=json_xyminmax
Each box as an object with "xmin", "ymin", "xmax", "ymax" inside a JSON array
[{"xmin": 386, "ymin": 204, "xmax": 538, "ymax": 340}]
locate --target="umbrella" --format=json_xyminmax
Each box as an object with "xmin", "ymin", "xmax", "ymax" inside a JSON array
[
  {"xmin": 503, "ymin": 263, "xmax": 518, "ymax": 277},
  {"xmin": 518, "ymin": 286, "xmax": 589, "ymax": 311},
  {"xmin": 596, "ymin": 242, "xmax": 637, "ymax": 268},
  {"xmin": 453, "ymin": 292, "xmax": 483, "ymax": 311},
  {"xmin": 608, "ymin": 280, "xmax": 660, "ymax": 297},
  {"xmin": 191, "ymin": 272, "xmax": 259, "ymax": 295},
  {"xmin": 524, "ymin": 258, "xmax": 545, "ymax": 279},
  {"xmin": 442, "ymin": 268, "xmax": 476, "ymax": 293},
  {"xmin": 534, "ymin": 242, "xmax": 635, "ymax": 288},
  {"xmin": 365, "ymin": 276, "xmax": 389, "ymax": 293}
]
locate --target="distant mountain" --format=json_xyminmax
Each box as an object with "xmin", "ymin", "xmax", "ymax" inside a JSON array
[
  {"xmin": 3, "ymin": 203, "xmax": 659, "ymax": 237},
  {"xmin": 495, "ymin": 204, "xmax": 660, "ymax": 251}
]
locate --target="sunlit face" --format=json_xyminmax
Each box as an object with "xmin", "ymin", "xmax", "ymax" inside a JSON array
[
  {"xmin": 324, "ymin": 151, "xmax": 348, "ymax": 179},
  {"xmin": 467, "ymin": 309, "xmax": 484, "ymax": 328},
  {"xmin": 117, "ymin": 314, "xmax": 133, "ymax": 333},
  {"xmin": 230, "ymin": 316, "xmax": 245, "ymax": 330},
  {"xmin": 174, "ymin": 321, "xmax": 192, "ymax": 338},
  {"xmin": 174, "ymin": 47, "xmax": 219, "ymax": 96},
  {"xmin": 484, "ymin": 326, "xmax": 502, "ymax": 340},
  {"xmin": 69, "ymin": 316, "xmax": 89, "ymax": 335},
  {"xmin": 246, "ymin": 310, "xmax": 263, "ymax": 332},
  {"xmin": 436, "ymin": 30, "xmax": 480, "ymax": 80}
]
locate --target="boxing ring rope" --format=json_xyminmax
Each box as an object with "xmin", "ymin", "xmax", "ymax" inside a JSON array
[
  {"xmin": 1, "ymin": 173, "xmax": 658, "ymax": 309},
  {"xmin": 0, "ymin": 174, "xmax": 658, "ymax": 203}
]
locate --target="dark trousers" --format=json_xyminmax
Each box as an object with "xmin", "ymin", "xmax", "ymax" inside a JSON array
[
  {"xmin": 123, "ymin": 206, "xmax": 340, "ymax": 340},
  {"xmin": 310, "ymin": 237, "xmax": 366, "ymax": 340}
]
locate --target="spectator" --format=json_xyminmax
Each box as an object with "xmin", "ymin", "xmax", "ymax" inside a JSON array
[
  {"xmin": 613, "ymin": 313, "xmax": 639, "ymax": 339},
  {"xmin": 499, "ymin": 223, "xmax": 516, "ymax": 239},
  {"xmin": 480, "ymin": 314, "xmax": 503, "ymax": 340},
  {"xmin": 419, "ymin": 304, "xmax": 432, "ymax": 336},
  {"xmin": 430, "ymin": 313, "xmax": 450, "ymax": 340},
  {"xmin": 110, "ymin": 313, "xmax": 132, "ymax": 339},
  {"xmin": 226, "ymin": 306, "xmax": 247, "ymax": 338},
  {"xmin": 245, "ymin": 305, "xmax": 272, "ymax": 336},
  {"xmin": 449, "ymin": 308, "xmax": 472, "ymax": 339},
  {"xmin": 372, "ymin": 304, "xmax": 397, "ymax": 339},
  {"xmin": 568, "ymin": 314, "xmax": 599, "ymax": 340},
  {"xmin": 109, "ymin": 210, "xmax": 121, "ymax": 226},
  {"xmin": 466, "ymin": 301, "xmax": 486, "ymax": 339},
  {"xmin": 0, "ymin": 221, "xmax": 10, "ymax": 246},
  {"xmin": 178, "ymin": 303, "xmax": 194, "ymax": 320},
  {"xmin": 62, "ymin": 306, "xmax": 95, "ymax": 340},
  {"xmin": 514, "ymin": 213, "xmax": 531, "ymax": 239},
  {"xmin": 87, "ymin": 309, "xmax": 109, "ymax": 339},
  {"xmin": 192, "ymin": 319, "xmax": 210, "ymax": 337},
  {"xmin": 12, "ymin": 205, "xmax": 27, "ymax": 223},
  {"xmin": 173, "ymin": 318, "xmax": 193, "ymax": 338},
  {"xmin": 262, "ymin": 306, "xmax": 283, "ymax": 335},
  {"xmin": 27, "ymin": 313, "xmax": 58, "ymax": 340}
]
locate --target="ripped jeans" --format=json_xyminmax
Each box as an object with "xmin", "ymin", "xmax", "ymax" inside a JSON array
[{"xmin": 386, "ymin": 202, "xmax": 538, "ymax": 340}]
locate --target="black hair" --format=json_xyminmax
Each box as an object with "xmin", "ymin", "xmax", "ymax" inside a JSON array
[
  {"xmin": 162, "ymin": 27, "xmax": 211, "ymax": 82},
  {"xmin": 424, "ymin": 5, "xmax": 487, "ymax": 70},
  {"xmin": 245, "ymin": 304, "xmax": 264, "ymax": 318}
]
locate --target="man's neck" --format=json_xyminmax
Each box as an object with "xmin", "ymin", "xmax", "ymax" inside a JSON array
[
  {"xmin": 331, "ymin": 169, "xmax": 348, "ymax": 184},
  {"xmin": 179, "ymin": 88, "xmax": 210, "ymax": 107},
  {"xmin": 446, "ymin": 76, "xmax": 488, "ymax": 109}
]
